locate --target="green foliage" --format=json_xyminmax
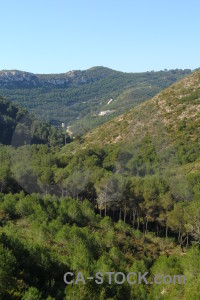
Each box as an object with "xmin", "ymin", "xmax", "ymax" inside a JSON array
[
  {"xmin": 0, "ymin": 96, "xmax": 65, "ymax": 146},
  {"xmin": 22, "ymin": 287, "xmax": 42, "ymax": 300},
  {"xmin": 0, "ymin": 68, "xmax": 191, "ymax": 135},
  {"xmin": 0, "ymin": 189, "xmax": 200, "ymax": 299},
  {"xmin": 0, "ymin": 192, "xmax": 162, "ymax": 299},
  {"xmin": 0, "ymin": 69, "xmax": 199, "ymax": 299},
  {"xmin": 0, "ymin": 245, "xmax": 17, "ymax": 298}
]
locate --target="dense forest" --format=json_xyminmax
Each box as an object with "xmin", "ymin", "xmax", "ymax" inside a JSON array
[
  {"xmin": 0, "ymin": 67, "xmax": 191, "ymax": 135},
  {"xmin": 0, "ymin": 69, "xmax": 200, "ymax": 299},
  {"xmin": 1, "ymin": 193, "xmax": 200, "ymax": 299}
]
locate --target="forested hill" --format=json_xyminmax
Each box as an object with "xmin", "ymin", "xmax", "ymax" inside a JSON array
[
  {"xmin": 58, "ymin": 68, "xmax": 200, "ymax": 213},
  {"xmin": 0, "ymin": 67, "xmax": 191, "ymax": 134},
  {"xmin": 0, "ymin": 96, "xmax": 64, "ymax": 146},
  {"xmin": 0, "ymin": 70, "xmax": 200, "ymax": 299},
  {"xmin": 83, "ymin": 68, "xmax": 200, "ymax": 150}
]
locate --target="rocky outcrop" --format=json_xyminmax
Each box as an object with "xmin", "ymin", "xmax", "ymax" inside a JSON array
[
  {"xmin": 0, "ymin": 70, "xmax": 39, "ymax": 87},
  {"xmin": 0, "ymin": 67, "xmax": 111, "ymax": 88}
]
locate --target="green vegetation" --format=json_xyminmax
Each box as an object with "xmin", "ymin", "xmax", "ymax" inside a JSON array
[
  {"xmin": 0, "ymin": 67, "xmax": 191, "ymax": 135},
  {"xmin": 0, "ymin": 96, "xmax": 66, "ymax": 146},
  {"xmin": 0, "ymin": 69, "xmax": 199, "ymax": 299},
  {"xmin": 1, "ymin": 193, "xmax": 200, "ymax": 299}
]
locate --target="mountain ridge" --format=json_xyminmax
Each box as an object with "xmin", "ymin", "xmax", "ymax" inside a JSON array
[
  {"xmin": 0, "ymin": 66, "xmax": 191, "ymax": 88},
  {"xmin": 0, "ymin": 67, "xmax": 192, "ymax": 134},
  {"xmin": 0, "ymin": 67, "xmax": 123, "ymax": 88}
]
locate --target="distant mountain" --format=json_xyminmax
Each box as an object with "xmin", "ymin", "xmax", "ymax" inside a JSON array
[
  {"xmin": 0, "ymin": 67, "xmax": 191, "ymax": 134},
  {"xmin": 0, "ymin": 67, "xmax": 114, "ymax": 88}
]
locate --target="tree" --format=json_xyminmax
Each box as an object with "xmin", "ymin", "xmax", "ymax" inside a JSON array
[
  {"xmin": 184, "ymin": 200, "xmax": 200, "ymax": 244},
  {"xmin": 0, "ymin": 245, "xmax": 17, "ymax": 298},
  {"xmin": 167, "ymin": 202, "xmax": 187, "ymax": 249},
  {"xmin": 22, "ymin": 287, "xmax": 42, "ymax": 300},
  {"xmin": 0, "ymin": 146, "xmax": 11, "ymax": 192},
  {"xmin": 63, "ymin": 169, "xmax": 90, "ymax": 199},
  {"xmin": 96, "ymin": 174, "xmax": 127, "ymax": 218},
  {"xmin": 157, "ymin": 193, "xmax": 173, "ymax": 237}
]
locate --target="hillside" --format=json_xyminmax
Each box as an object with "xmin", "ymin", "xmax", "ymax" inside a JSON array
[
  {"xmin": 0, "ymin": 71, "xmax": 200, "ymax": 299},
  {"xmin": 0, "ymin": 67, "xmax": 191, "ymax": 134},
  {"xmin": 57, "ymin": 69, "xmax": 200, "ymax": 207},
  {"xmin": 71, "ymin": 69, "xmax": 200, "ymax": 185},
  {"xmin": 0, "ymin": 96, "xmax": 64, "ymax": 146},
  {"xmin": 83, "ymin": 69, "xmax": 200, "ymax": 148}
]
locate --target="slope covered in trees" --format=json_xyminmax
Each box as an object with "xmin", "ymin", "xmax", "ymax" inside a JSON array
[
  {"xmin": 54, "ymin": 69, "xmax": 200, "ymax": 238},
  {"xmin": 0, "ymin": 96, "xmax": 65, "ymax": 146},
  {"xmin": 1, "ymin": 192, "xmax": 200, "ymax": 299},
  {"xmin": 1, "ymin": 69, "xmax": 200, "ymax": 235},
  {"xmin": 0, "ymin": 70, "xmax": 200, "ymax": 299},
  {"xmin": 0, "ymin": 67, "xmax": 191, "ymax": 134}
]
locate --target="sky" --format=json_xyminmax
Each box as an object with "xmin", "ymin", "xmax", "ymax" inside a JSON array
[{"xmin": 0, "ymin": 0, "xmax": 200, "ymax": 73}]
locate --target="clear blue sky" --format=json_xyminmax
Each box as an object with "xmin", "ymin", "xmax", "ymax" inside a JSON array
[{"xmin": 1, "ymin": 0, "xmax": 199, "ymax": 73}]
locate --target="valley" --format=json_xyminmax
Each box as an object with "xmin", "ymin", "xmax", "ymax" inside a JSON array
[
  {"xmin": 0, "ymin": 69, "xmax": 199, "ymax": 299},
  {"xmin": 0, "ymin": 67, "xmax": 191, "ymax": 135}
]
